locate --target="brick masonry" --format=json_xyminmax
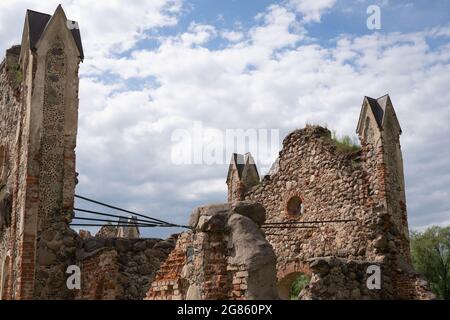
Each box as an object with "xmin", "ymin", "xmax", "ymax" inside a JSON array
[
  {"xmin": 75, "ymin": 236, "xmax": 176, "ymax": 300},
  {"xmin": 0, "ymin": 8, "xmax": 179, "ymax": 301}
]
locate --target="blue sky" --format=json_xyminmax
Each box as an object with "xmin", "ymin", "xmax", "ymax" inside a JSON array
[{"xmin": 0, "ymin": 0, "xmax": 449, "ymax": 238}]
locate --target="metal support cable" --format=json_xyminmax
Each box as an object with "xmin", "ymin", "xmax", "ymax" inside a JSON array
[
  {"xmin": 74, "ymin": 208, "xmax": 165, "ymax": 226},
  {"xmin": 263, "ymin": 219, "xmax": 356, "ymax": 226},
  {"xmin": 261, "ymin": 226, "xmax": 318, "ymax": 229},
  {"xmin": 70, "ymin": 223, "xmax": 163, "ymax": 228},
  {"xmin": 73, "ymin": 216, "xmax": 159, "ymax": 227},
  {"xmin": 75, "ymin": 194, "xmax": 190, "ymax": 228}
]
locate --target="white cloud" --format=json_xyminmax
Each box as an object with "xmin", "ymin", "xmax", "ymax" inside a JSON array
[
  {"xmin": 181, "ymin": 23, "xmax": 217, "ymax": 47},
  {"xmin": 221, "ymin": 30, "xmax": 244, "ymax": 42},
  {"xmin": 0, "ymin": 0, "xmax": 182, "ymax": 59},
  {"xmin": 287, "ymin": 0, "xmax": 336, "ymax": 22},
  {"xmin": 251, "ymin": 5, "xmax": 304, "ymax": 49}
]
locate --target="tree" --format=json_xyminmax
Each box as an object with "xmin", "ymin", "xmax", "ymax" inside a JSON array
[{"xmin": 410, "ymin": 226, "xmax": 450, "ymax": 300}]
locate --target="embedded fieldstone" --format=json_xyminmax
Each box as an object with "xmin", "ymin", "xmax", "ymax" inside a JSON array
[
  {"xmin": 153, "ymin": 240, "xmax": 175, "ymax": 251},
  {"xmin": 134, "ymin": 241, "xmax": 147, "ymax": 252},
  {"xmin": 301, "ymin": 257, "xmax": 390, "ymax": 299},
  {"xmin": 232, "ymin": 201, "xmax": 266, "ymax": 226},
  {"xmin": 116, "ymin": 239, "xmax": 132, "ymax": 252},
  {"xmin": 38, "ymin": 247, "xmax": 57, "ymax": 266},
  {"xmin": 197, "ymin": 215, "xmax": 211, "ymax": 231},
  {"xmin": 203, "ymin": 212, "xmax": 228, "ymax": 231},
  {"xmin": 84, "ymin": 238, "xmax": 106, "ymax": 252},
  {"xmin": 189, "ymin": 207, "xmax": 201, "ymax": 229},
  {"xmin": 227, "ymin": 214, "xmax": 279, "ymax": 300},
  {"xmin": 374, "ymin": 235, "xmax": 388, "ymax": 250},
  {"xmin": 309, "ymin": 258, "xmax": 330, "ymax": 275}
]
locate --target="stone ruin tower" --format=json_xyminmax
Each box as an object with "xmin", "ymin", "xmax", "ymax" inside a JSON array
[
  {"xmin": 356, "ymin": 95, "xmax": 410, "ymax": 263},
  {"xmin": 0, "ymin": 6, "xmax": 83, "ymax": 299},
  {"xmin": 225, "ymin": 95, "xmax": 434, "ymax": 299},
  {"xmin": 0, "ymin": 9, "xmax": 178, "ymax": 300}
]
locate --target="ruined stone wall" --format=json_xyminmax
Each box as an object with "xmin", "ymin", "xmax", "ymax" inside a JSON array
[
  {"xmin": 357, "ymin": 104, "xmax": 428, "ymax": 299},
  {"xmin": 298, "ymin": 256, "xmax": 434, "ymax": 300},
  {"xmin": 241, "ymin": 122, "xmax": 432, "ymax": 299},
  {"xmin": 7, "ymin": 44, "xmax": 38, "ymax": 300},
  {"xmin": 245, "ymin": 127, "xmax": 379, "ymax": 272},
  {"xmin": 381, "ymin": 107, "xmax": 410, "ymax": 262},
  {"xmin": 146, "ymin": 202, "xmax": 279, "ymax": 300},
  {"xmin": 31, "ymin": 34, "xmax": 82, "ymax": 298},
  {"xmin": 76, "ymin": 237, "xmax": 176, "ymax": 300},
  {"xmin": 0, "ymin": 6, "xmax": 83, "ymax": 299},
  {"xmin": 0, "ymin": 46, "xmax": 22, "ymax": 300},
  {"xmin": 299, "ymin": 257, "xmax": 387, "ymax": 300},
  {"xmin": 146, "ymin": 232, "xmax": 190, "ymax": 300},
  {"xmin": 227, "ymin": 173, "xmax": 245, "ymax": 203},
  {"xmin": 76, "ymin": 248, "xmax": 120, "ymax": 300},
  {"xmin": 0, "ymin": 44, "xmax": 44, "ymax": 300}
]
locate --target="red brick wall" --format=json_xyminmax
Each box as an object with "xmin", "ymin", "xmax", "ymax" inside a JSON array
[
  {"xmin": 77, "ymin": 249, "xmax": 121, "ymax": 300},
  {"xmin": 146, "ymin": 234, "xmax": 188, "ymax": 300}
]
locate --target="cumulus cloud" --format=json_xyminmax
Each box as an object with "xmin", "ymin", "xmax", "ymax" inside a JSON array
[
  {"xmin": 287, "ymin": 0, "xmax": 336, "ymax": 22},
  {"xmin": 221, "ymin": 30, "xmax": 244, "ymax": 42},
  {"xmin": 0, "ymin": 0, "xmax": 182, "ymax": 59}
]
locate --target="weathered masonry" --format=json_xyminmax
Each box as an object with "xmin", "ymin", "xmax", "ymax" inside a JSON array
[
  {"xmin": 0, "ymin": 6, "xmax": 175, "ymax": 300},
  {"xmin": 147, "ymin": 95, "xmax": 435, "ymax": 300},
  {"xmin": 145, "ymin": 202, "xmax": 279, "ymax": 300},
  {"xmin": 0, "ymin": 7, "xmax": 435, "ymax": 301},
  {"xmin": 0, "ymin": 6, "xmax": 83, "ymax": 299},
  {"xmin": 226, "ymin": 95, "xmax": 434, "ymax": 299}
]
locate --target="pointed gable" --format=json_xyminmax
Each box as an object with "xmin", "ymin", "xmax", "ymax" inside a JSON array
[
  {"xmin": 26, "ymin": 10, "xmax": 51, "ymax": 50},
  {"xmin": 378, "ymin": 95, "xmax": 402, "ymax": 135},
  {"xmin": 226, "ymin": 153, "xmax": 245, "ymax": 184},
  {"xmin": 241, "ymin": 153, "xmax": 260, "ymax": 184},
  {"xmin": 226, "ymin": 152, "xmax": 260, "ymax": 188},
  {"xmin": 365, "ymin": 96, "xmax": 384, "ymax": 129},
  {"xmin": 23, "ymin": 6, "xmax": 84, "ymax": 60},
  {"xmin": 356, "ymin": 94, "xmax": 402, "ymax": 135}
]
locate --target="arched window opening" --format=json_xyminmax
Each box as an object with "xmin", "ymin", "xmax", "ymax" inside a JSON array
[{"xmin": 286, "ymin": 196, "xmax": 304, "ymax": 216}]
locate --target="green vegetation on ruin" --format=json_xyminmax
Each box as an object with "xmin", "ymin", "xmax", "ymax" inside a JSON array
[
  {"xmin": 330, "ymin": 130, "xmax": 361, "ymax": 153},
  {"xmin": 13, "ymin": 63, "xmax": 23, "ymax": 86}
]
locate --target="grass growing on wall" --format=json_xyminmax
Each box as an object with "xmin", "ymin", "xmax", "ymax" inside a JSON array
[
  {"xmin": 13, "ymin": 63, "xmax": 23, "ymax": 86},
  {"xmin": 331, "ymin": 130, "xmax": 361, "ymax": 153},
  {"xmin": 304, "ymin": 123, "xmax": 361, "ymax": 154}
]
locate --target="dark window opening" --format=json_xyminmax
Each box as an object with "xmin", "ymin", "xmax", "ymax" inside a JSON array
[{"xmin": 286, "ymin": 196, "xmax": 304, "ymax": 216}]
